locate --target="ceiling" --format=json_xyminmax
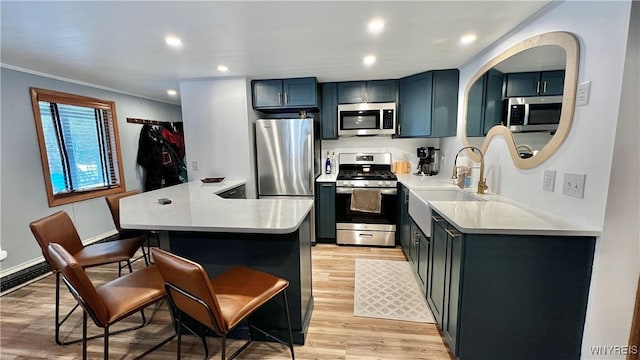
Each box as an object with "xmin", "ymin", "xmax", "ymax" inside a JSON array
[{"xmin": 0, "ymin": 1, "xmax": 551, "ymax": 105}]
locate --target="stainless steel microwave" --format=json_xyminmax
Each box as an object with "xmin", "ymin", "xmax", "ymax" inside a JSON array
[
  {"xmin": 506, "ymin": 96, "xmax": 563, "ymax": 133},
  {"xmin": 338, "ymin": 102, "xmax": 396, "ymax": 136}
]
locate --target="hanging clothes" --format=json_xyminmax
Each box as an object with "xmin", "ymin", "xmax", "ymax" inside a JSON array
[{"xmin": 137, "ymin": 124, "xmax": 186, "ymax": 191}]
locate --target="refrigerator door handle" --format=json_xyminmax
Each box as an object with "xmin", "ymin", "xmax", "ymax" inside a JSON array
[{"xmin": 308, "ymin": 133, "xmax": 313, "ymax": 191}]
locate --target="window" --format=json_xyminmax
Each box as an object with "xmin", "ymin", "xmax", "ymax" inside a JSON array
[{"xmin": 30, "ymin": 88, "xmax": 125, "ymax": 207}]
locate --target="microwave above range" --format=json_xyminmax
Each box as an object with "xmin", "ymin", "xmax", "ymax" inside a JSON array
[
  {"xmin": 338, "ymin": 102, "xmax": 396, "ymax": 137},
  {"xmin": 506, "ymin": 96, "xmax": 563, "ymax": 133}
]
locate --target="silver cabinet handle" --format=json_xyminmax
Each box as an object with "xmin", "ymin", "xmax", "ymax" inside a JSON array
[
  {"xmin": 446, "ymin": 228, "xmax": 461, "ymax": 238},
  {"xmin": 358, "ymin": 233, "xmax": 374, "ymax": 238},
  {"xmin": 404, "ymin": 192, "xmax": 409, "ymax": 204},
  {"xmin": 278, "ymin": 93, "xmax": 282, "ymax": 105},
  {"xmin": 285, "ymin": 92, "xmax": 289, "ymax": 104},
  {"xmin": 432, "ymin": 215, "xmax": 444, "ymax": 222},
  {"xmin": 543, "ymin": 81, "xmax": 547, "ymax": 93},
  {"xmin": 536, "ymin": 81, "xmax": 541, "ymax": 94},
  {"xmin": 321, "ymin": 183, "xmax": 333, "ymax": 188}
]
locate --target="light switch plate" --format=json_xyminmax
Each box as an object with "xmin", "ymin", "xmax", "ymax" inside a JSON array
[
  {"xmin": 563, "ymin": 173, "xmax": 586, "ymax": 199},
  {"xmin": 543, "ymin": 170, "xmax": 556, "ymax": 192},
  {"xmin": 576, "ymin": 81, "xmax": 591, "ymax": 106},
  {"xmin": 192, "ymin": 160, "xmax": 199, "ymax": 171}
]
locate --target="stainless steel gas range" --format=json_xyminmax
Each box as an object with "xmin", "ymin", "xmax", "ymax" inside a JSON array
[{"xmin": 335, "ymin": 153, "xmax": 398, "ymax": 247}]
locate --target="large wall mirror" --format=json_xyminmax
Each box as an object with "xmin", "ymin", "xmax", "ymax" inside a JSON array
[{"xmin": 462, "ymin": 32, "xmax": 580, "ymax": 169}]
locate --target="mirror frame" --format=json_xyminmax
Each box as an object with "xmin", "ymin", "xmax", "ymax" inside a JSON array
[{"xmin": 462, "ymin": 31, "xmax": 580, "ymax": 169}]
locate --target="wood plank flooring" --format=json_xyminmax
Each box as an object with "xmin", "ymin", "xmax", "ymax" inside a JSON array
[{"xmin": 0, "ymin": 244, "xmax": 453, "ymax": 359}]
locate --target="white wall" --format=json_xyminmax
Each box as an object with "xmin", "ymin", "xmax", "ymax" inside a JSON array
[
  {"xmin": 441, "ymin": 1, "xmax": 638, "ymax": 358},
  {"xmin": 0, "ymin": 67, "xmax": 182, "ymax": 274},
  {"xmin": 179, "ymin": 77, "xmax": 257, "ymax": 199}
]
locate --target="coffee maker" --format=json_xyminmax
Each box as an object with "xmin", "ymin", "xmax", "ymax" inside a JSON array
[{"xmin": 416, "ymin": 146, "xmax": 440, "ymax": 176}]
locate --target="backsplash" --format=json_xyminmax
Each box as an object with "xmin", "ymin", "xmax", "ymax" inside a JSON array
[{"xmin": 321, "ymin": 136, "xmax": 440, "ymax": 174}]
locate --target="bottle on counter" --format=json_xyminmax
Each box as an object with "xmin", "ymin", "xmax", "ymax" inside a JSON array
[
  {"xmin": 331, "ymin": 152, "xmax": 336, "ymax": 173},
  {"xmin": 325, "ymin": 151, "xmax": 331, "ymax": 174}
]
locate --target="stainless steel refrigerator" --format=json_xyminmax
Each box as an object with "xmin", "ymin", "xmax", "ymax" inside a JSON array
[{"xmin": 255, "ymin": 117, "xmax": 320, "ymax": 243}]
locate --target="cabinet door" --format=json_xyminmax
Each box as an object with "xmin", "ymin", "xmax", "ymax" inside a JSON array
[
  {"xmin": 398, "ymin": 185, "xmax": 412, "ymax": 259},
  {"xmin": 540, "ymin": 70, "xmax": 565, "ymax": 95},
  {"xmin": 505, "ymin": 72, "xmax": 540, "ymax": 97},
  {"xmin": 283, "ymin": 78, "xmax": 317, "ymax": 107},
  {"xmin": 430, "ymin": 69, "xmax": 459, "ymax": 137},
  {"xmin": 416, "ymin": 225, "xmax": 429, "ymax": 291},
  {"xmin": 321, "ymin": 83, "xmax": 338, "ymax": 139},
  {"xmin": 337, "ymin": 82, "xmax": 366, "ymax": 104},
  {"xmin": 443, "ymin": 226, "xmax": 463, "ymax": 356},
  {"xmin": 398, "ymin": 72, "xmax": 432, "ymax": 137},
  {"xmin": 315, "ymin": 182, "xmax": 336, "ymax": 240},
  {"xmin": 483, "ymin": 69, "xmax": 505, "ymax": 134},
  {"xmin": 252, "ymin": 80, "xmax": 283, "ymax": 108},
  {"xmin": 427, "ymin": 214, "xmax": 447, "ymax": 325},
  {"xmin": 367, "ymin": 80, "xmax": 397, "ymax": 102},
  {"xmin": 465, "ymin": 75, "xmax": 485, "ymax": 137}
]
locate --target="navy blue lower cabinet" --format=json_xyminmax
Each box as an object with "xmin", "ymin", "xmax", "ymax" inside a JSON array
[
  {"xmin": 315, "ymin": 182, "xmax": 336, "ymax": 241},
  {"xmin": 398, "ymin": 185, "xmax": 413, "ymax": 259},
  {"xmin": 428, "ymin": 211, "xmax": 595, "ymax": 359}
]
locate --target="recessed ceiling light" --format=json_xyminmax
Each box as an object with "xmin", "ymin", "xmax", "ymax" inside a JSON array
[
  {"xmin": 368, "ymin": 19, "xmax": 385, "ymax": 34},
  {"xmin": 167, "ymin": 89, "xmax": 177, "ymax": 96},
  {"xmin": 165, "ymin": 36, "xmax": 183, "ymax": 48},
  {"xmin": 217, "ymin": 65, "xmax": 229, "ymax": 72},
  {"xmin": 460, "ymin": 34, "xmax": 477, "ymax": 45},
  {"xmin": 363, "ymin": 55, "xmax": 376, "ymax": 66}
]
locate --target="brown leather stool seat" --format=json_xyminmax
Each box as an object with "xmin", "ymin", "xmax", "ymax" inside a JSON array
[
  {"xmin": 47, "ymin": 243, "xmax": 172, "ymax": 360},
  {"xmin": 151, "ymin": 248, "xmax": 295, "ymax": 360},
  {"xmin": 29, "ymin": 210, "xmax": 146, "ymax": 345}
]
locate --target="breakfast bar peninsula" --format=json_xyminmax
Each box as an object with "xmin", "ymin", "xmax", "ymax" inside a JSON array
[{"xmin": 119, "ymin": 180, "xmax": 314, "ymax": 344}]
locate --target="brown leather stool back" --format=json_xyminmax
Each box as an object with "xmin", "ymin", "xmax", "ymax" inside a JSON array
[
  {"xmin": 47, "ymin": 243, "xmax": 109, "ymax": 325},
  {"xmin": 30, "ymin": 211, "xmax": 84, "ymax": 272},
  {"xmin": 105, "ymin": 190, "xmax": 140, "ymax": 232},
  {"xmin": 152, "ymin": 247, "xmax": 226, "ymax": 333}
]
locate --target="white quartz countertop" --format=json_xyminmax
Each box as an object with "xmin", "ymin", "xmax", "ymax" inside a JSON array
[
  {"xmin": 120, "ymin": 180, "xmax": 313, "ymax": 234},
  {"xmin": 396, "ymin": 174, "xmax": 601, "ymax": 237}
]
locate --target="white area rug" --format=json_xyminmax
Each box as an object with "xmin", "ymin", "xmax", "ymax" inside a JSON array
[{"xmin": 354, "ymin": 259, "xmax": 435, "ymax": 323}]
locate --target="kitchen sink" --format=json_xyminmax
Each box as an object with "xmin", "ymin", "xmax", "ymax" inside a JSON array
[{"xmin": 408, "ymin": 188, "xmax": 485, "ymax": 236}]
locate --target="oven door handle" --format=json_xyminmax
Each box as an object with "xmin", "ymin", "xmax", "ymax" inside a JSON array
[{"xmin": 335, "ymin": 187, "xmax": 397, "ymax": 195}]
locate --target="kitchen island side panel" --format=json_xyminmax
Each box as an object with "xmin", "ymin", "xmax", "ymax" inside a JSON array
[
  {"xmin": 458, "ymin": 234, "xmax": 596, "ymax": 360},
  {"xmin": 166, "ymin": 214, "xmax": 313, "ymax": 345}
]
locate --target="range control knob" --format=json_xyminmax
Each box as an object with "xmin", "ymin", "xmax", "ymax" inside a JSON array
[
  {"xmin": 385, "ymin": 181, "xmax": 391, "ymax": 185},
  {"xmin": 378, "ymin": 181, "xmax": 383, "ymax": 186}
]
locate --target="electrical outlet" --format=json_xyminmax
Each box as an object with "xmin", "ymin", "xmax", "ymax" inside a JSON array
[
  {"xmin": 562, "ymin": 173, "xmax": 586, "ymax": 199},
  {"xmin": 191, "ymin": 160, "xmax": 199, "ymax": 171},
  {"xmin": 543, "ymin": 170, "xmax": 556, "ymax": 192},
  {"xmin": 576, "ymin": 81, "xmax": 591, "ymax": 106}
]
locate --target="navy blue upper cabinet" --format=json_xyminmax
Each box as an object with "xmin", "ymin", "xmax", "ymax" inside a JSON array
[
  {"xmin": 320, "ymin": 83, "xmax": 338, "ymax": 139},
  {"xmin": 398, "ymin": 69, "xmax": 459, "ymax": 137},
  {"xmin": 337, "ymin": 80, "xmax": 397, "ymax": 104},
  {"xmin": 505, "ymin": 70, "xmax": 565, "ymax": 97},
  {"xmin": 398, "ymin": 72, "xmax": 432, "ymax": 137},
  {"xmin": 252, "ymin": 77, "xmax": 318, "ymax": 110},
  {"xmin": 466, "ymin": 69, "xmax": 505, "ymax": 137}
]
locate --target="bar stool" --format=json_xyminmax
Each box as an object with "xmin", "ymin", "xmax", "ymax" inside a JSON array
[
  {"xmin": 29, "ymin": 210, "xmax": 145, "ymax": 345},
  {"xmin": 46, "ymin": 243, "xmax": 173, "ymax": 360},
  {"xmin": 151, "ymin": 248, "xmax": 295, "ymax": 360},
  {"xmin": 105, "ymin": 190, "xmax": 158, "ymax": 265}
]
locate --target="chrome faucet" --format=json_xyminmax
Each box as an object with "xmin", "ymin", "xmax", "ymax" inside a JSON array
[{"xmin": 452, "ymin": 146, "xmax": 488, "ymax": 195}]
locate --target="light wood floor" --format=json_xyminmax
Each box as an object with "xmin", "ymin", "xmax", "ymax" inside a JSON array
[{"xmin": 0, "ymin": 244, "xmax": 453, "ymax": 359}]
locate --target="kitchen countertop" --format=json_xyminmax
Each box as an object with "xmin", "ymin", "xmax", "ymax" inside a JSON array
[
  {"xmin": 314, "ymin": 172, "xmax": 601, "ymax": 236},
  {"xmin": 120, "ymin": 180, "xmax": 313, "ymax": 234},
  {"xmin": 395, "ymin": 174, "xmax": 601, "ymax": 237}
]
